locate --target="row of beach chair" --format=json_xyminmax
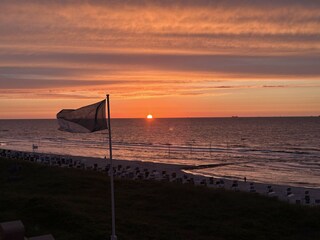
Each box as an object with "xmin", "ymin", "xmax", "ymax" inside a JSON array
[{"xmin": 1, "ymin": 148, "xmax": 320, "ymax": 206}]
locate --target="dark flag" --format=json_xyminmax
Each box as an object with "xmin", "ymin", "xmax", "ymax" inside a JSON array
[{"xmin": 57, "ymin": 100, "xmax": 108, "ymax": 133}]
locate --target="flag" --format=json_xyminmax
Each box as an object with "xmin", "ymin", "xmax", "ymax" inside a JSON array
[{"xmin": 57, "ymin": 100, "xmax": 108, "ymax": 133}]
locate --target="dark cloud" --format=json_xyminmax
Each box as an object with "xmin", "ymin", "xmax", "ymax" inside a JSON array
[
  {"xmin": 0, "ymin": 66, "xmax": 104, "ymax": 76},
  {"xmin": 0, "ymin": 78, "xmax": 126, "ymax": 89},
  {"xmin": 155, "ymin": 33, "xmax": 320, "ymax": 43},
  {"xmin": 1, "ymin": 52, "xmax": 319, "ymax": 77},
  {"xmin": 263, "ymin": 85, "xmax": 286, "ymax": 88}
]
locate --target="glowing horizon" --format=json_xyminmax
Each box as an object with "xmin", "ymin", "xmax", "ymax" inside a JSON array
[{"xmin": 1, "ymin": 1, "xmax": 320, "ymax": 119}]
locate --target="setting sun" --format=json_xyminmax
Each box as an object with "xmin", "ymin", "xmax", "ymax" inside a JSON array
[{"xmin": 147, "ymin": 114, "xmax": 153, "ymax": 119}]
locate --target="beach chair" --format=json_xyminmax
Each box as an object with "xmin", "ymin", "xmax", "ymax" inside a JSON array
[
  {"xmin": 93, "ymin": 163, "xmax": 98, "ymax": 171},
  {"xmin": 201, "ymin": 179, "xmax": 207, "ymax": 186},
  {"xmin": 104, "ymin": 165, "xmax": 110, "ymax": 172},
  {"xmin": 304, "ymin": 191, "xmax": 310, "ymax": 204},
  {"xmin": 149, "ymin": 170, "xmax": 158, "ymax": 179},
  {"xmin": 216, "ymin": 179, "xmax": 224, "ymax": 188},
  {"xmin": 187, "ymin": 178, "xmax": 194, "ymax": 185},
  {"xmin": 208, "ymin": 177, "xmax": 214, "ymax": 185},
  {"xmin": 162, "ymin": 174, "xmax": 170, "ymax": 182},
  {"xmin": 231, "ymin": 180, "xmax": 239, "ymax": 191},
  {"xmin": 266, "ymin": 185, "xmax": 275, "ymax": 196},
  {"xmin": 286, "ymin": 188, "xmax": 294, "ymax": 198},
  {"xmin": 175, "ymin": 177, "xmax": 183, "ymax": 184},
  {"xmin": 249, "ymin": 183, "xmax": 256, "ymax": 193}
]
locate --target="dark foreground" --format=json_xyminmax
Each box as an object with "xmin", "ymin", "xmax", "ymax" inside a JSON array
[{"xmin": 1, "ymin": 158, "xmax": 320, "ymax": 240}]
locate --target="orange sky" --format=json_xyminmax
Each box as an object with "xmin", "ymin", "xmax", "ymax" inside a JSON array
[{"xmin": 0, "ymin": 0, "xmax": 320, "ymax": 118}]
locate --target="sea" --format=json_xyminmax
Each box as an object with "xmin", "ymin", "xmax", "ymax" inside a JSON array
[{"xmin": 1, "ymin": 117, "xmax": 320, "ymax": 188}]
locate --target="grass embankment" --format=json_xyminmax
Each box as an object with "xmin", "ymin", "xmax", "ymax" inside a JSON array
[{"xmin": 1, "ymin": 157, "xmax": 320, "ymax": 240}]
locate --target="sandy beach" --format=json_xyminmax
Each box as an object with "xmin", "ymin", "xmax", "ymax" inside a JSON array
[{"xmin": 1, "ymin": 148, "xmax": 320, "ymax": 206}]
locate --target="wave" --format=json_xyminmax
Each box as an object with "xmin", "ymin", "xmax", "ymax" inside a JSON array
[{"xmin": 8, "ymin": 138, "xmax": 319, "ymax": 160}]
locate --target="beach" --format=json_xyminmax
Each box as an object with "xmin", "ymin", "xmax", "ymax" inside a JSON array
[{"xmin": 2, "ymin": 148, "xmax": 320, "ymax": 206}]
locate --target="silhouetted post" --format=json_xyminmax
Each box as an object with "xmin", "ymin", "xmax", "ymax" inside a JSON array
[
  {"xmin": 187, "ymin": 140, "xmax": 194, "ymax": 155},
  {"xmin": 191, "ymin": 139, "xmax": 195, "ymax": 154},
  {"xmin": 167, "ymin": 143, "xmax": 172, "ymax": 158}
]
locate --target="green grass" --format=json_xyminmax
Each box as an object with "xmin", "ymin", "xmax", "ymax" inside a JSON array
[{"xmin": 1, "ymin": 157, "xmax": 320, "ymax": 240}]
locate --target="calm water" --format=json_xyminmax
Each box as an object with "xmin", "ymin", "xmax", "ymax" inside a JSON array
[{"xmin": 1, "ymin": 118, "xmax": 320, "ymax": 188}]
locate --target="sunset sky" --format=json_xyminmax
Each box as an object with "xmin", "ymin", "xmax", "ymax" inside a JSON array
[{"xmin": 1, "ymin": 0, "xmax": 319, "ymax": 118}]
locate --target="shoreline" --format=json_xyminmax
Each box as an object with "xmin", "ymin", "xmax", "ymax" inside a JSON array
[{"xmin": 1, "ymin": 148, "xmax": 320, "ymax": 206}]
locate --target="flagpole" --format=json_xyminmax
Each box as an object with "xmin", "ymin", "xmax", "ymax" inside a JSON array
[{"xmin": 107, "ymin": 94, "xmax": 117, "ymax": 240}]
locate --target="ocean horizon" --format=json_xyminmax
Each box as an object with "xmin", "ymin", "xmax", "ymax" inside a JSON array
[{"xmin": 1, "ymin": 116, "xmax": 320, "ymax": 120}]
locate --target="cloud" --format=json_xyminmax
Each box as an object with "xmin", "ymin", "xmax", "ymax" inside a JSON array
[
  {"xmin": 0, "ymin": 78, "xmax": 126, "ymax": 89},
  {"xmin": 1, "ymin": 51, "xmax": 319, "ymax": 77},
  {"xmin": 0, "ymin": 66, "xmax": 105, "ymax": 76},
  {"xmin": 2, "ymin": 80, "xmax": 318, "ymax": 100},
  {"xmin": 1, "ymin": 0, "xmax": 320, "ymax": 54}
]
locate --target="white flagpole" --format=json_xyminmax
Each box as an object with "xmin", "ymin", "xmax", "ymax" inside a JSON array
[{"xmin": 107, "ymin": 94, "xmax": 117, "ymax": 240}]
